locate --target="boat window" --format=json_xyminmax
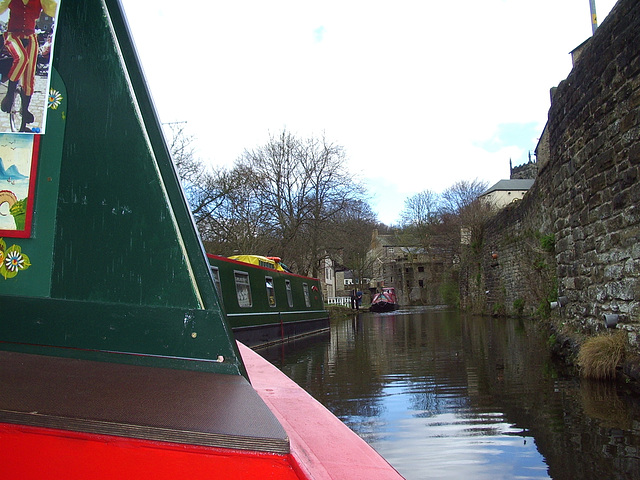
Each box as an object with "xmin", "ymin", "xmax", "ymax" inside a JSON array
[
  {"xmin": 259, "ymin": 259, "xmax": 274, "ymax": 269},
  {"xmin": 302, "ymin": 283, "xmax": 311, "ymax": 308},
  {"xmin": 265, "ymin": 277, "xmax": 276, "ymax": 307},
  {"xmin": 234, "ymin": 271, "xmax": 252, "ymax": 308},
  {"xmin": 210, "ymin": 267, "xmax": 223, "ymax": 306},
  {"xmin": 285, "ymin": 280, "xmax": 293, "ymax": 307}
]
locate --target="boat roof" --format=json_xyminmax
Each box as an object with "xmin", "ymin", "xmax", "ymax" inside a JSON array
[
  {"xmin": 208, "ymin": 254, "xmax": 321, "ymax": 281},
  {"xmin": 229, "ymin": 254, "xmax": 286, "ymax": 272}
]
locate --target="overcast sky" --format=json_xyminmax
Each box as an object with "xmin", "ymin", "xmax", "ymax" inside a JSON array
[{"xmin": 119, "ymin": 0, "xmax": 618, "ymax": 225}]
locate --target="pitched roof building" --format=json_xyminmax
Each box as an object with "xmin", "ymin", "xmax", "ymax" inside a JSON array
[{"xmin": 480, "ymin": 179, "xmax": 534, "ymax": 209}]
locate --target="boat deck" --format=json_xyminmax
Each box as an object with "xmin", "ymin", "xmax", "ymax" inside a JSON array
[
  {"xmin": 0, "ymin": 350, "xmax": 288, "ymax": 453},
  {"xmin": 0, "ymin": 347, "xmax": 403, "ymax": 479}
]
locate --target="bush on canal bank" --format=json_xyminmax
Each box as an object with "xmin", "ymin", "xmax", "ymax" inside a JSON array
[
  {"xmin": 547, "ymin": 318, "xmax": 640, "ymax": 393},
  {"xmin": 577, "ymin": 331, "xmax": 626, "ymax": 380}
]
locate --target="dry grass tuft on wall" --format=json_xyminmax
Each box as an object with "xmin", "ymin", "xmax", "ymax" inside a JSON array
[{"xmin": 577, "ymin": 330, "xmax": 627, "ymax": 380}]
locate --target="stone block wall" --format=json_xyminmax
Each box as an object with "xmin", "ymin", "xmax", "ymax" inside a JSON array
[
  {"xmin": 467, "ymin": 179, "xmax": 554, "ymax": 316},
  {"xmin": 474, "ymin": 0, "xmax": 640, "ymax": 340}
]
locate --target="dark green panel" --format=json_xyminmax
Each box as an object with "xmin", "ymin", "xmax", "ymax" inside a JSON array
[
  {"xmin": 1, "ymin": 296, "xmax": 240, "ymax": 375},
  {"xmin": 50, "ymin": 1, "xmax": 199, "ymax": 307},
  {"xmin": 0, "ymin": 0, "xmax": 244, "ymax": 376}
]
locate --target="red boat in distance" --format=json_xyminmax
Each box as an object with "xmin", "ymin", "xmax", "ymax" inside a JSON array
[{"xmin": 370, "ymin": 287, "xmax": 399, "ymax": 312}]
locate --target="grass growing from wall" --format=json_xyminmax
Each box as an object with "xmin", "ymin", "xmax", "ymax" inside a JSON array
[
  {"xmin": 513, "ymin": 298, "xmax": 525, "ymax": 316},
  {"xmin": 577, "ymin": 330, "xmax": 626, "ymax": 380},
  {"xmin": 530, "ymin": 231, "xmax": 557, "ymax": 318},
  {"xmin": 539, "ymin": 233, "xmax": 556, "ymax": 253},
  {"xmin": 440, "ymin": 280, "xmax": 460, "ymax": 309}
]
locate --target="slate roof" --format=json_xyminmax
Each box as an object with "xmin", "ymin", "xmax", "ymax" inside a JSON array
[{"xmin": 482, "ymin": 179, "xmax": 534, "ymax": 195}]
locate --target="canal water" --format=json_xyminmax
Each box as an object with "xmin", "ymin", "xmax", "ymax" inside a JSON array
[{"xmin": 259, "ymin": 307, "xmax": 640, "ymax": 479}]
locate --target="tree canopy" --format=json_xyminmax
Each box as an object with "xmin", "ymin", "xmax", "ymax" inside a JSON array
[
  {"xmin": 168, "ymin": 125, "xmax": 496, "ymax": 289},
  {"xmin": 173, "ymin": 129, "xmax": 373, "ymax": 277}
]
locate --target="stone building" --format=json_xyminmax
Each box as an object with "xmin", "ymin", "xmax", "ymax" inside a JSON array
[
  {"xmin": 480, "ymin": 179, "xmax": 534, "ymax": 210},
  {"xmin": 319, "ymin": 256, "xmax": 337, "ymax": 299},
  {"xmin": 510, "ymin": 155, "xmax": 538, "ymax": 180},
  {"xmin": 481, "ymin": 155, "xmax": 537, "ymax": 211},
  {"xmin": 368, "ymin": 229, "xmax": 447, "ymax": 306}
]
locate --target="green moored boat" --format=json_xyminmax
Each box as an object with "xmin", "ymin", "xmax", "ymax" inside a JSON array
[{"xmin": 207, "ymin": 254, "xmax": 329, "ymax": 347}]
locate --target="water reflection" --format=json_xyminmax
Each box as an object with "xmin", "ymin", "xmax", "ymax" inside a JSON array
[{"xmin": 259, "ymin": 308, "xmax": 640, "ymax": 479}]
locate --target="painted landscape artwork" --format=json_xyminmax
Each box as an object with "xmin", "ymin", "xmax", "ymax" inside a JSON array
[{"xmin": 0, "ymin": 134, "xmax": 38, "ymax": 237}]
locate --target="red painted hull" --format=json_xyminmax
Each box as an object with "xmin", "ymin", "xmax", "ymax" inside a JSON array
[
  {"xmin": 0, "ymin": 424, "xmax": 304, "ymax": 480},
  {"xmin": 0, "ymin": 345, "xmax": 404, "ymax": 480},
  {"xmin": 239, "ymin": 342, "xmax": 404, "ymax": 480}
]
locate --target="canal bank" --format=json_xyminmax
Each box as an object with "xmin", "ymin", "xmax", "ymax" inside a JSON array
[
  {"xmin": 329, "ymin": 290, "xmax": 640, "ymax": 394},
  {"xmin": 330, "ymin": 304, "xmax": 640, "ymax": 393}
]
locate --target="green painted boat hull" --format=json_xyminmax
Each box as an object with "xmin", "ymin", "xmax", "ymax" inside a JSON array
[{"xmin": 208, "ymin": 255, "xmax": 329, "ymax": 347}]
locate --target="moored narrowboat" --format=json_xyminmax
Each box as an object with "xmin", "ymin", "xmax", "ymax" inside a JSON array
[{"xmin": 207, "ymin": 254, "xmax": 330, "ymax": 347}]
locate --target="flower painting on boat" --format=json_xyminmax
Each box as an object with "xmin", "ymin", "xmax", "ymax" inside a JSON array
[{"xmin": 0, "ymin": 238, "xmax": 31, "ymax": 279}]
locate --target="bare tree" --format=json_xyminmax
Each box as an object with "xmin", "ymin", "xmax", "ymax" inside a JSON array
[
  {"xmin": 168, "ymin": 126, "xmax": 377, "ymax": 277},
  {"xmin": 235, "ymin": 129, "xmax": 368, "ymax": 275},
  {"xmin": 164, "ymin": 122, "xmax": 224, "ymax": 224},
  {"xmin": 235, "ymin": 130, "xmax": 310, "ymax": 270},
  {"xmin": 165, "ymin": 122, "xmax": 202, "ymax": 184},
  {"xmin": 400, "ymin": 189, "xmax": 440, "ymax": 229},
  {"xmin": 302, "ymin": 134, "xmax": 366, "ymax": 277},
  {"xmin": 431, "ymin": 179, "xmax": 495, "ymax": 310},
  {"xmin": 326, "ymin": 198, "xmax": 378, "ymax": 289},
  {"xmin": 197, "ymin": 165, "xmax": 275, "ymax": 256},
  {"xmin": 440, "ymin": 179, "xmax": 488, "ymax": 217}
]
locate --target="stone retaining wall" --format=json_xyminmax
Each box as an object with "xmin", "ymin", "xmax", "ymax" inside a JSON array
[{"xmin": 473, "ymin": 0, "xmax": 640, "ymax": 348}]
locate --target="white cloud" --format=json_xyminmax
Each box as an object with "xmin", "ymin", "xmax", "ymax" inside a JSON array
[{"xmin": 121, "ymin": 0, "xmax": 619, "ymax": 224}]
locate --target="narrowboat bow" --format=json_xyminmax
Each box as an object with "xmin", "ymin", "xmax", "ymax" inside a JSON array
[
  {"xmin": 0, "ymin": 1, "xmax": 402, "ymax": 479},
  {"xmin": 370, "ymin": 287, "xmax": 400, "ymax": 312}
]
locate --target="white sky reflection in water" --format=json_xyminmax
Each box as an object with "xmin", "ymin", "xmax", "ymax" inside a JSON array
[
  {"xmin": 343, "ymin": 380, "xmax": 549, "ymax": 479},
  {"xmin": 265, "ymin": 312, "xmax": 640, "ymax": 479}
]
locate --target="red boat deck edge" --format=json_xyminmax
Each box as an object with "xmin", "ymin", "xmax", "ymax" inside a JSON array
[
  {"xmin": 0, "ymin": 423, "xmax": 303, "ymax": 480},
  {"xmin": 238, "ymin": 342, "xmax": 405, "ymax": 480}
]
